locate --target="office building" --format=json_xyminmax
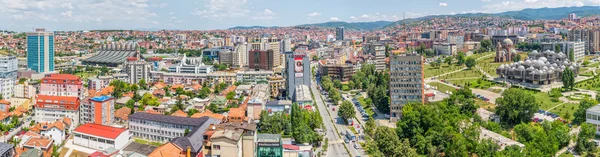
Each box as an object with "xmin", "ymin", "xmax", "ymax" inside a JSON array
[
  {"xmin": 236, "ymin": 70, "xmax": 273, "ymax": 84},
  {"xmin": 319, "ymin": 64, "xmax": 353, "ymax": 82},
  {"xmin": 569, "ymin": 13, "xmax": 577, "ymax": 21},
  {"xmin": 203, "ymin": 46, "xmax": 235, "ymax": 61},
  {"xmin": 433, "ymin": 43, "xmax": 457, "ymax": 56},
  {"xmin": 540, "ymin": 41, "xmax": 586, "ymax": 61},
  {"xmin": 218, "ymin": 49, "xmax": 237, "ymax": 66},
  {"xmin": 35, "ymin": 95, "xmax": 80, "ymax": 124},
  {"xmin": 81, "ymin": 96, "xmax": 114, "ymax": 125},
  {"xmin": 447, "ymin": 35, "xmax": 465, "ymax": 49},
  {"xmin": 168, "ymin": 55, "xmax": 214, "ymax": 74},
  {"xmin": 128, "ymin": 112, "xmax": 220, "ymax": 142},
  {"xmin": 285, "ymin": 52, "xmax": 311, "ymax": 100},
  {"xmin": 0, "ymin": 55, "xmax": 17, "ymax": 99},
  {"xmin": 336, "ymin": 27, "xmax": 344, "ymax": 41},
  {"xmin": 27, "ymin": 28, "xmax": 54, "ymax": 73},
  {"xmin": 73, "ymin": 124, "xmax": 130, "ymax": 150},
  {"xmin": 123, "ymin": 58, "xmax": 151, "ymax": 84},
  {"xmin": 248, "ymin": 50, "xmax": 276, "ymax": 71},
  {"xmin": 389, "ymin": 54, "xmax": 424, "ymax": 122},
  {"xmin": 39, "ymin": 74, "xmax": 84, "ymax": 98},
  {"xmin": 586, "ymin": 105, "xmax": 600, "ymax": 135},
  {"xmin": 256, "ymin": 134, "xmax": 283, "ymax": 157}
]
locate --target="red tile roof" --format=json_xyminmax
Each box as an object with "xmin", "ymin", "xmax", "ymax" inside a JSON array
[
  {"xmin": 283, "ymin": 144, "xmax": 299, "ymax": 150},
  {"xmin": 74, "ymin": 124, "xmax": 127, "ymax": 139},
  {"xmin": 45, "ymin": 74, "xmax": 80, "ymax": 80}
]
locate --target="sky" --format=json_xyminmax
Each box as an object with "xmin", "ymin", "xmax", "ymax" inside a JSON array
[{"xmin": 0, "ymin": 0, "xmax": 599, "ymax": 31}]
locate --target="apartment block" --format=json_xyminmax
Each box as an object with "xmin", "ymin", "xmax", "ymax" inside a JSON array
[
  {"xmin": 389, "ymin": 54, "xmax": 424, "ymax": 122},
  {"xmin": 128, "ymin": 112, "xmax": 220, "ymax": 142}
]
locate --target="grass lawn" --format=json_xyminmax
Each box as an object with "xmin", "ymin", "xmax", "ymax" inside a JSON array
[
  {"xmin": 74, "ymin": 72, "xmax": 94, "ymax": 80},
  {"xmin": 548, "ymin": 103, "xmax": 578, "ymax": 121},
  {"xmin": 522, "ymin": 90, "xmax": 563, "ymax": 111},
  {"xmin": 428, "ymin": 82, "xmax": 458, "ymax": 93},
  {"xmin": 476, "ymin": 99, "xmax": 496, "ymax": 112},
  {"xmin": 134, "ymin": 138, "xmax": 163, "ymax": 147},
  {"xmin": 558, "ymin": 151, "xmax": 575, "ymax": 157},
  {"xmin": 477, "ymin": 57, "xmax": 502, "ymax": 77},
  {"xmin": 470, "ymin": 51, "xmax": 495, "ymax": 59},
  {"xmin": 69, "ymin": 150, "xmax": 89, "ymax": 157},
  {"xmin": 440, "ymin": 69, "xmax": 484, "ymax": 80},
  {"xmin": 424, "ymin": 64, "xmax": 465, "ymax": 78},
  {"xmin": 357, "ymin": 97, "xmax": 375, "ymax": 117},
  {"xmin": 446, "ymin": 78, "xmax": 498, "ymax": 90},
  {"xmin": 575, "ymin": 76, "xmax": 600, "ymax": 90}
]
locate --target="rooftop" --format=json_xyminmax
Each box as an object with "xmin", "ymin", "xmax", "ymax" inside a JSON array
[
  {"xmin": 257, "ymin": 134, "xmax": 281, "ymax": 143},
  {"xmin": 587, "ymin": 105, "xmax": 600, "ymax": 113},
  {"xmin": 74, "ymin": 123, "xmax": 128, "ymax": 139},
  {"xmin": 129, "ymin": 112, "xmax": 212, "ymax": 126},
  {"xmin": 0, "ymin": 142, "xmax": 12, "ymax": 154},
  {"xmin": 90, "ymin": 95, "xmax": 113, "ymax": 102},
  {"xmin": 266, "ymin": 100, "xmax": 292, "ymax": 106},
  {"xmin": 294, "ymin": 85, "xmax": 312, "ymax": 102}
]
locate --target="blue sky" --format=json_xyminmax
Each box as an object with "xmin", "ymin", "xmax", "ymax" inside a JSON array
[{"xmin": 0, "ymin": 0, "xmax": 598, "ymax": 31}]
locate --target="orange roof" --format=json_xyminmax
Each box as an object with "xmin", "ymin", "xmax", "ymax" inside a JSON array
[
  {"xmin": 239, "ymin": 97, "xmax": 249, "ymax": 109},
  {"xmin": 219, "ymin": 85, "xmax": 237, "ymax": 96},
  {"xmin": 36, "ymin": 95, "xmax": 78, "ymax": 102},
  {"xmin": 170, "ymin": 84, "xmax": 184, "ymax": 90},
  {"xmin": 0, "ymin": 112, "xmax": 9, "ymax": 121},
  {"xmin": 24, "ymin": 136, "xmax": 53, "ymax": 149},
  {"xmin": 146, "ymin": 110, "xmax": 161, "ymax": 114},
  {"xmin": 122, "ymin": 92, "xmax": 134, "ymax": 98},
  {"xmin": 62, "ymin": 117, "xmax": 72, "ymax": 126},
  {"xmin": 114, "ymin": 107, "xmax": 131, "ymax": 120},
  {"xmin": 228, "ymin": 108, "xmax": 245, "ymax": 118},
  {"xmin": 89, "ymin": 86, "xmax": 115, "ymax": 97},
  {"xmin": 171, "ymin": 110, "xmax": 187, "ymax": 117},
  {"xmin": 153, "ymin": 82, "xmax": 167, "ymax": 89},
  {"xmin": 30, "ymin": 118, "xmax": 70, "ymax": 133},
  {"xmin": 191, "ymin": 110, "xmax": 225, "ymax": 120},
  {"xmin": 192, "ymin": 84, "xmax": 202, "ymax": 90},
  {"xmin": 0, "ymin": 100, "xmax": 10, "ymax": 105},
  {"xmin": 10, "ymin": 110, "xmax": 23, "ymax": 117},
  {"xmin": 74, "ymin": 124, "xmax": 127, "ymax": 139},
  {"xmin": 148, "ymin": 142, "xmax": 185, "ymax": 157},
  {"xmin": 45, "ymin": 74, "xmax": 80, "ymax": 80}
]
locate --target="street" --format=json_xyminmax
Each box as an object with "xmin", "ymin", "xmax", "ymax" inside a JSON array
[{"xmin": 311, "ymin": 80, "xmax": 352, "ymax": 157}]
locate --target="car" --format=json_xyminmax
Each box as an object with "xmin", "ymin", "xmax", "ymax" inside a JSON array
[
  {"xmin": 332, "ymin": 108, "xmax": 336, "ymax": 111},
  {"xmin": 354, "ymin": 144, "xmax": 359, "ymax": 149}
]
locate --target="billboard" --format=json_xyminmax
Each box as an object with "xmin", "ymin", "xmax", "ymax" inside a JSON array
[{"xmin": 294, "ymin": 57, "xmax": 304, "ymax": 78}]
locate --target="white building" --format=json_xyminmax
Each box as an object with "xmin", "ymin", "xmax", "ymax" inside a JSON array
[
  {"xmin": 0, "ymin": 55, "xmax": 17, "ymax": 99},
  {"xmin": 541, "ymin": 41, "xmax": 585, "ymax": 61},
  {"xmin": 236, "ymin": 70, "xmax": 274, "ymax": 84},
  {"xmin": 33, "ymin": 118, "xmax": 71, "ymax": 145},
  {"xmin": 433, "ymin": 43, "xmax": 457, "ymax": 55},
  {"xmin": 235, "ymin": 43, "xmax": 248, "ymax": 68},
  {"xmin": 123, "ymin": 59, "xmax": 152, "ymax": 84},
  {"xmin": 586, "ymin": 105, "xmax": 600, "ymax": 135},
  {"xmin": 34, "ymin": 95, "xmax": 80, "ymax": 125},
  {"xmin": 73, "ymin": 123, "xmax": 130, "ymax": 150}
]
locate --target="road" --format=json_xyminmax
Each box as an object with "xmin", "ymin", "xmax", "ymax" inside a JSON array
[{"xmin": 311, "ymin": 80, "xmax": 352, "ymax": 157}]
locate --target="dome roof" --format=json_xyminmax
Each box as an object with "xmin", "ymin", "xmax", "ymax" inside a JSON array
[
  {"xmin": 531, "ymin": 50, "xmax": 539, "ymax": 54},
  {"xmin": 502, "ymin": 38, "xmax": 513, "ymax": 46}
]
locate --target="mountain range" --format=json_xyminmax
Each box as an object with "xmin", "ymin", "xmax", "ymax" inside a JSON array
[{"xmin": 228, "ymin": 6, "xmax": 600, "ymax": 31}]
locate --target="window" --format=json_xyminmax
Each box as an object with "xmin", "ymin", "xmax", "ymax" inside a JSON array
[{"xmin": 213, "ymin": 145, "xmax": 221, "ymax": 150}]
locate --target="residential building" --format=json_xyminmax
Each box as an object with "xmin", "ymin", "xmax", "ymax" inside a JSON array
[
  {"xmin": 319, "ymin": 64, "xmax": 353, "ymax": 82},
  {"xmin": 0, "ymin": 55, "xmax": 17, "ymax": 99},
  {"xmin": 39, "ymin": 74, "xmax": 84, "ymax": 98},
  {"xmin": 590, "ymin": 29, "xmax": 600, "ymax": 54},
  {"xmin": 169, "ymin": 55, "xmax": 214, "ymax": 74},
  {"xmin": 218, "ymin": 49, "xmax": 237, "ymax": 66},
  {"xmin": 433, "ymin": 42, "xmax": 457, "ymax": 55},
  {"xmin": 148, "ymin": 143, "xmax": 185, "ymax": 157},
  {"xmin": 256, "ymin": 134, "xmax": 283, "ymax": 157},
  {"xmin": 27, "ymin": 28, "xmax": 54, "ymax": 73},
  {"xmin": 123, "ymin": 58, "xmax": 152, "ymax": 84},
  {"xmin": 248, "ymin": 50, "xmax": 276, "ymax": 71},
  {"xmin": 210, "ymin": 129, "xmax": 244, "ymax": 157},
  {"xmin": 389, "ymin": 54, "xmax": 424, "ymax": 122},
  {"xmin": 447, "ymin": 35, "xmax": 465, "ymax": 49},
  {"xmin": 234, "ymin": 43, "xmax": 248, "ymax": 68},
  {"xmin": 336, "ymin": 27, "xmax": 344, "ymax": 41},
  {"xmin": 81, "ymin": 96, "xmax": 114, "ymax": 125},
  {"xmin": 363, "ymin": 42, "xmax": 386, "ymax": 71},
  {"xmin": 0, "ymin": 142, "xmax": 14, "ymax": 157},
  {"xmin": 34, "ymin": 95, "xmax": 80, "ymax": 125},
  {"xmin": 30, "ymin": 118, "xmax": 71, "ymax": 145},
  {"xmin": 248, "ymin": 91, "xmax": 268, "ymax": 120},
  {"xmin": 268, "ymin": 75, "xmax": 285, "ymax": 98},
  {"xmin": 285, "ymin": 52, "xmax": 311, "ymax": 100},
  {"xmin": 13, "ymin": 82, "xmax": 36, "ymax": 99},
  {"xmin": 149, "ymin": 71, "xmax": 236, "ymax": 85},
  {"xmin": 128, "ymin": 112, "xmax": 219, "ymax": 142},
  {"xmin": 568, "ymin": 28, "xmax": 591, "ymax": 53},
  {"xmin": 540, "ymin": 41, "xmax": 586, "ymax": 61},
  {"xmin": 73, "ymin": 124, "xmax": 130, "ymax": 150},
  {"xmin": 22, "ymin": 136, "xmax": 54, "ymax": 157},
  {"xmin": 236, "ymin": 70, "xmax": 273, "ymax": 84},
  {"xmin": 265, "ymin": 100, "xmax": 292, "ymax": 114}
]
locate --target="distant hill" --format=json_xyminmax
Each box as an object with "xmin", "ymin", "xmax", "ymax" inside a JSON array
[
  {"xmin": 296, "ymin": 21, "xmax": 393, "ymax": 30},
  {"xmin": 385, "ymin": 6, "xmax": 600, "ymax": 28},
  {"xmin": 228, "ymin": 26, "xmax": 279, "ymax": 30}
]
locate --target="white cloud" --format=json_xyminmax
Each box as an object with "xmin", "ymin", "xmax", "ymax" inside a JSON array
[
  {"xmin": 439, "ymin": 2, "xmax": 448, "ymax": 7},
  {"xmin": 483, "ymin": 0, "xmax": 593, "ymax": 12},
  {"xmin": 349, "ymin": 16, "xmax": 356, "ymax": 20},
  {"xmin": 330, "ymin": 17, "xmax": 339, "ymax": 21},
  {"xmin": 361, "ymin": 14, "xmax": 369, "ymax": 18},
  {"xmin": 60, "ymin": 3, "xmax": 73, "ymax": 9},
  {"xmin": 170, "ymin": 16, "xmax": 177, "ymax": 19},
  {"xmin": 61, "ymin": 10, "xmax": 72, "ymax": 17},
  {"xmin": 308, "ymin": 12, "xmax": 321, "ymax": 17},
  {"xmin": 192, "ymin": 0, "xmax": 250, "ymax": 19},
  {"xmin": 349, "ymin": 13, "xmax": 402, "ymax": 21},
  {"xmin": 252, "ymin": 9, "xmax": 276, "ymax": 20},
  {"xmin": 482, "ymin": 0, "xmax": 491, "ymax": 1}
]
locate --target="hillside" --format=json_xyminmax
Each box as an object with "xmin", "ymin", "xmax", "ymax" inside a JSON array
[
  {"xmin": 228, "ymin": 26, "xmax": 279, "ymax": 30},
  {"xmin": 295, "ymin": 21, "xmax": 393, "ymax": 30}
]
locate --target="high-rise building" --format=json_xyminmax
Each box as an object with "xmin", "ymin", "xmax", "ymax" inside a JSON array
[
  {"xmin": 27, "ymin": 28, "xmax": 54, "ymax": 73},
  {"xmin": 235, "ymin": 43, "xmax": 248, "ymax": 68},
  {"xmin": 39, "ymin": 74, "xmax": 84, "ymax": 97},
  {"xmin": 36, "ymin": 74, "xmax": 83, "ymax": 124},
  {"xmin": 389, "ymin": 54, "xmax": 424, "ymax": 122},
  {"xmin": 248, "ymin": 50, "xmax": 276, "ymax": 71},
  {"xmin": 569, "ymin": 13, "xmax": 577, "ymax": 21},
  {"xmin": 336, "ymin": 27, "xmax": 344, "ymax": 41},
  {"xmin": 285, "ymin": 52, "xmax": 310, "ymax": 100},
  {"xmin": 590, "ymin": 29, "xmax": 600, "ymax": 54},
  {"xmin": 363, "ymin": 43, "xmax": 387, "ymax": 71},
  {"xmin": 0, "ymin": 55, "xmax": 17, "ymax": 99},
  {"xmin": 80, "ymin": 96, "xmax": 114, "ymax": 125},
  {"xmin": 123, "ymin": 58, "xmax": 152, "ymax": 84}
]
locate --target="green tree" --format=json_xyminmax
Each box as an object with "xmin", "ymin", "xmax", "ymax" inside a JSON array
[
  {"xmin": 456, "ymin": 52, "xmax": 466, "ymax": 65},
  {"xmin": 184, "ymin": 128, "xmax": 190, "ymax": 136},
  {"xmin": 226, "ymin": 91, "xmax": 236, "ymax": 100},
  {"xmin": 569, "ymin": 48, "xmax": 575, "ymax": 62},
  {"xmin": 465, "ymin": 57, "xmax": 476, "ymax": 69},
  {"xmin": 562, "ymin": 68, "xmax": 575, "ymax": 91},
  {"xmin": 576, "ymin": 123, "xmax": 597, "ymax": 154},
  {"xmin": 328, "ymin": 89, "xmax": 342, "ymax": 105},
  {"xmin": 338, "ymin": 101, "xmax": 356, "ymax": 122},
  {"xmin": 52, "ymin": 145, "xmax": 59, "ymax": 157},
  {"xmin": 481, "ymin": 39, "xmax": 492, "ymax": 51},
  {"xmin": 555, "ymin": 44, "xmax": 562, "ymax": 53},
  {"xmin": 365, "ymin": 117, "xmax": 377, "ymax": 137},
  {"xmin": 513, "ymin": 54, "xmax": 522, "ymax": 62},
  {"xmin": 495, "ymin": 88, "xmax": 539, "ymax": 127},
  {"xmin": 198, "ymin": 87, "xmax": 211, "ymax": 99},
  {"xmin": 138, "ymin": 79, "xmax": 147, "ymax": 90},
  {"xmin": 573, "ymin": 99, "xmax": 596, "ymax": 124},
  {"xmin": 374, "ymin": 126, "xmax": 417, "ymax": 157},
  {"xmin": 444, "ymin": 56, "xmax": 452, "ymax": 65},
  {"xmin": 333, "ymin": 80, "xmax": 342, "ymax": 89}
]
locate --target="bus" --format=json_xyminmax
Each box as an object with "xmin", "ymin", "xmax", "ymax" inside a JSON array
[{"xmin": 345, "ymin": 129, "xmax": 357, "ymax": 142}]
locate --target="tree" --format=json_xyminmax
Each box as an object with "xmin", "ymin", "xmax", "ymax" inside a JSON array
[
  {"xmin": 374, "ymin": 126, "xmax": 417, "ymax": 157},
  {"xmin": 465, "ymin": 57, "xmax": 476, "ymax": 69},
  {"xmin": 333, "ymin": 80, "xmax": 342, "ymax": 89},
  {"xmin": 140, "ymin": 93, "xmax": 160, "ymax": 106},
  {"xmin": 495, "ymin": 88, "xmax": 539, "ymax": 127},
  {"xmin": 365, "ymin": 117, "xmax": 376, "ymax": 137},
  {"xmin": 444, "ymin": 57, "xmax": 452, "ymax": 65},
  {"xmin": 328, "ymin": 89, "xmax": 342, "ymax": 105},
  {"xmin": 226, "ymin": 91, "xmax": 236, "ymax": 100},
  {"xmin": 184, "ymin": 128, "xmax": 190, "ymax": 136},
  {"xmin": 338, "ymin": 101, "xmax": 356, "ymax": 122},
  {"xmin": 573, "ymin": 99, "xmax": 596, "ymax": 124},
  {"xmin": 555, "ymin": 44, "xmax": 562, "ymax": 53},
  {"xmin": 456, "ymin": 52, "xmax": 466, "ymax": 65},
  {"xmin": 198, "ymin": 87, "xmax": 211, "ymax": 99},
  {"xmin": 562, "ymin": 68, "xmax": 575, "ymax": 91},
  {"xmin": 576, "ymin": 123, "xmax": 597, "ymax": 154},
  {"xmin": 569, "ymin": 48, "xmax": 575, "ymax": 62},
  {"xmin": 138, "ymin": 79, "xmax": 147, "ymax": 90},
  {"xmin": 481, "ymin": 39, "xmax": 492, "ymax": 51},
  {"xmin": 513, "ymin": 54, "xmax": 522, "ymax": 62},
  {"xmin": 51, "ymin": 145, "xmax": 59, "ymax": 157}
]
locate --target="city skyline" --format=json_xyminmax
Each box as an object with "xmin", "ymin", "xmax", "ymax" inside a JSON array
[{"xmin": 0, "ymin": 0, "xmax": 598, "ymax": 31}]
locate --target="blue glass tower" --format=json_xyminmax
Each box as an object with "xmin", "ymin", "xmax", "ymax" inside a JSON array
[{"xmin": 27, "ymin": 28, "xmax": 54, "ymax": 73}]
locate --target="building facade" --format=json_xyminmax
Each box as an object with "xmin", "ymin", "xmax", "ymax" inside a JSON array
[
  {"xmin": 319, "ymin": 64, "xmax": 353, "ymax": 82},
  {"xmin": 35, "ymin": 95, "xmax": 80, "ymax": 124},
  {"xmin": 236, "ymin": 71, "xmax": 274, "ymax": 84},
  {"xmin": 13, "ymin": 82, "xmax": 36, "ymax": 99},
  {"xmin": 256, "ymin": 134, "xmax": 283, "ymax": 157},
  {"xmin": 73, "ymin": 124, "xmax": 130, "ymax": 150},
  {"xmin": 389, "ymin": 54, "xmax": 424, "ymax": 121},
  {"xmin": 81, "ymin": 96, "xmax": 114, "ymax": 125},
  {"xmin": 128, "ymin": 112, "xmax": 219, "ymax": 142},
  {"xmin": 495, "ymin": 38, "xmax": 517, "ymax": 62},
  {"xmin": 27, "ymin": 28, "xmax": 54, "ymax": 73},
  {"xmin": 123, "ymin": 59, "xmax": 152, "ymax": 84},
  {"xmin": 540, "ymin": 41, "xmax": 586, "ymax": 62},
  {"xmin": 336, "ymin": 27, "xmax": 344, "ymax": 41},
  {"xmin": 586, "ymin": 105, "xmax": 600, "ymax": 135},
  {"xmin": 248, "ymin": 50, "xmax": 276, "ymax": 71},
  {"xmin": 363, "ymin": 43, "xmax": 386, "ymax": 71},
  {"xmin": 39, "ymin": 74, "xmax": 84, "ymax": 98},
  {"xmin": 497, "ymin": 50, "xmax": 580, "ymax": 85},
  {"xmin": 0, "ymin": 55, "xmax": 17, "ymax": 99},
  {"xmin": 285, "ymin": 52, "xmax": 311, "ymax": 100}
]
